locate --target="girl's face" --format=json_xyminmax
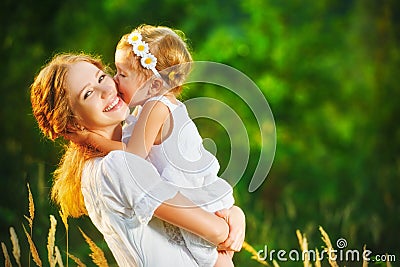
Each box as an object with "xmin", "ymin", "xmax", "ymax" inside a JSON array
[
  {"xmin": 66, "ymin": 61, "xmax": 129, "ymax": 138},
  {"xmin": 114, "ymin": 48, "xmax": 151, "ymax": 107}
]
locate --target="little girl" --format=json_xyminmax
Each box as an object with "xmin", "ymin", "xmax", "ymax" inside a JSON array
[{"xmin": 87, "ymin": 25, "xmax": 237, "ymax": 266}]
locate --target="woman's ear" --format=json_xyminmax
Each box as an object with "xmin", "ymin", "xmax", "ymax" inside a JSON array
[
  {"xmin": 67, "ymin": 119, "xmax": 85, "ymax": 133},
  {"xmin": 148, "ymin": 78, "xmax": 163, "ymax": 96}
]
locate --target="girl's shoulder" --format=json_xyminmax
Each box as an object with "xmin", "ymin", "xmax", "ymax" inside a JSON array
[
  {"xmin": 145, "ymin": 95, "xmax": 179, "ymax": 110},
  {"xmin": 141, "ymin": 97, "xmax": 171, "ymax": 120}
]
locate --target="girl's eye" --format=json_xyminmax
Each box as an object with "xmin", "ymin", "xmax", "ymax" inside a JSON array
[
  {"xmin": 84, "ymin": 90, "xmax": 93, "ymax": 100},
  {"xmin": 98, "ymin": 74, "xmax": 106, "ymax": 83},
  {"xmin": 119, "ymin": 73, "xmax": 126, "ymax": 78}
]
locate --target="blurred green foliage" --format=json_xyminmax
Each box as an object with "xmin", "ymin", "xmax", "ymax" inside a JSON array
[{"xmin": 0, "ymin": 0, "xmax": 399, "ymax": 266}]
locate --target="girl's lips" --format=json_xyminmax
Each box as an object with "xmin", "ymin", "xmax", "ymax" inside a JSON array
[{"xmin": 103, "ymin": 97, "xmax": 122, "ymax": 112}]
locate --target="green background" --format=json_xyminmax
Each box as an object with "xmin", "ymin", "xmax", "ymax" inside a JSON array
[{"xmin": 0, "ymin": 0, "xmax": 399, "ymax": 266}]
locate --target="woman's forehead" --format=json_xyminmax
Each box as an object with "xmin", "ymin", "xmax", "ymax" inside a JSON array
[{"xmin": 66, "ymin": 61, "xmax": 99, "ymax": 94}]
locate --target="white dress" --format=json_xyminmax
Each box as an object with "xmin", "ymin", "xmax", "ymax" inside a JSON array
[
  {"xmin": 122, "ymin": 96, "xmax": 235, "ymax": 267},
  {"xmin": 81, "ymin": 151, "xmax": 199, "ymax": 267}
]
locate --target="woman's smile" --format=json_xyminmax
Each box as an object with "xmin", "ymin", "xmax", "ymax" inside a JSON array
[{"xmin": 103, "ymin": 96, "xmax": 124, "ymax": 112}]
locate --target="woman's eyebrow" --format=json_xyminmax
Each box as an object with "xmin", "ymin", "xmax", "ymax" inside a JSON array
[
  {"xmin": 79, "ymin": 69, "xmax": 101, "ymax": 96},
  {"xmin": 80, "ymin": 83, "xmax": 90, "ymax": 95}
]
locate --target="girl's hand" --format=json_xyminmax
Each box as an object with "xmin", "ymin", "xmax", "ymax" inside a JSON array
[
  {"xmin": 215, "ymin": 206, "xmax": 246, "ymax": 252},
  {"xmin": 62, "ymin": 129, "xmax": 90, "ymax": 144},
  {"xmin": 64, "ymin": 128, "xmax": 125, "ymax": 153}
]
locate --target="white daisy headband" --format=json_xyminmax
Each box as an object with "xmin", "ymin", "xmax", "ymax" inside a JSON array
[{"xmin": 127, "ymin": 32, "xmax": 161, "ymax": 78}]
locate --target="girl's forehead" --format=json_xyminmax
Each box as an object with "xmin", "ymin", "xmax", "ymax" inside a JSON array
[
  {"xmin": 115, "ymin": 49, "xmax": 130, "ymax": 62},
  {"xmin": 115, "ymin": 49, "xmax": 138, "ymax": 71}
]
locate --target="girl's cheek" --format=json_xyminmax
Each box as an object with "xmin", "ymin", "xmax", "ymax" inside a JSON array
[{"xmin": 119, "ymin": 84, "xmax": 127, "ymax": 95}]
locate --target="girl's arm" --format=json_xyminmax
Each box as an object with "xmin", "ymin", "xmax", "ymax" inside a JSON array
[
  {"xmin": 64, "ymin": 130, "xmax": 124, "ymax": 152},
  {"xmin": 125, "ymin": 100, "xmax": 169, "ymax": 158},
  {"xmin": 85, "ymin": 132, "xmax": 125, "ymax": 151},
  {"xmin": 154, "ymin": 193, "xmax": 229, "ymax": 245}
]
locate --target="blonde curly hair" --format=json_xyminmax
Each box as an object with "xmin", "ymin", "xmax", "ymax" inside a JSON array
[{"xmin": 117, "ymin": 24, "xmax": 193, "ymax": 95}]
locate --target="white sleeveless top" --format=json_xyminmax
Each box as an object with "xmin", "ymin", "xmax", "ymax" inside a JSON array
[{"xmin": 122, "ymin": 96, "xmax": 234, "ymax": 212}]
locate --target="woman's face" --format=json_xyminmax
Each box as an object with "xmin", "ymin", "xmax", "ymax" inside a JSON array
[{"xmin": 66, "ymin": 61, "xmax": 129, "ymax": 137}]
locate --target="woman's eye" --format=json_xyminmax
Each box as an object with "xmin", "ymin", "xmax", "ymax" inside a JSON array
[
  {"xmin": 84, "ymin": 90, "xmax": 93, "ymax": 100},
  {"xmin": 98, "ymin": 74, "xmax": 106, "ymax": 83},
  {"xmin": 119, "ymin": 73, "xmax": 126, "ymax": 78}
]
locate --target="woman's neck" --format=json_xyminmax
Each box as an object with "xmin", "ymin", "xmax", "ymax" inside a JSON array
[
  {"xmin": 110, "ymin": 124, "xmax": 123, "ymax": 141},
  {"xmin": 91, "ymin": 124, "xmax": 122, "ymax": 142}
]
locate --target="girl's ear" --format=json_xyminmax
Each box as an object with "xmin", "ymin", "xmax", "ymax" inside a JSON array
[{"xmin": 148, "ymin": 78, "xmax": 163, "ymax": 96}]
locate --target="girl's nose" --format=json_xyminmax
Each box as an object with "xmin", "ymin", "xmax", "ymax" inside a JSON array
[{"xmin": 113, "ymin": 74, "xmax": 119, "ymax": 85}]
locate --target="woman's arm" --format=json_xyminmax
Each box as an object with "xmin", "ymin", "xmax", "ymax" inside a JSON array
[
  {"xmin": 154, "ymin": 193, "xmax": 229, "ymax": 245},
  {"xmin": 101, "ymin": 151, "xmax": 229, "ymax": 245}
]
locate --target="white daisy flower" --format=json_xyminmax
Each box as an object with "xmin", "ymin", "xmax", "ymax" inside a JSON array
[
  {"xmin": 133, "ymin": 41, "xmax": 149, "ymax": 57},
  {"xmin": 140, "ymin": 54, "xmax": 157, "ymax": 70},
  {"xmin": 127, "ymin": 32, "xmax": 142, "ymax": 45}
]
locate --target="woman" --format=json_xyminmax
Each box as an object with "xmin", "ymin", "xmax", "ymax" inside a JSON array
[{"xmin": 30, "ymin": 53, "xmax": 245, "ymax": 266}]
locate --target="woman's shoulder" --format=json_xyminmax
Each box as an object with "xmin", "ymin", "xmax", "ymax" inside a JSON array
[
  {"xmin": 82, "ymin": 150, "xmax": 180, "ymax": 223},
  {"xmin": 83, "ymin": 151, "xmax": 127, "ymax": 172},
  {"xmin": 91, "ymin": 150, "xmax": 144, "ymax": 164},
  {"xmin": 91, "ymin": 151, "xmax": 164, "ymax": 194},
  {"xmin": 82, "ymin": 151, "xmax": 143, "ymax": 185},
  {"xmin": 97, "ymin": 150, "xmax": 153, "ymax": 178},
  {"xmin": 82, "ymin": 151, "xmax": 158, "ymax": 210}
]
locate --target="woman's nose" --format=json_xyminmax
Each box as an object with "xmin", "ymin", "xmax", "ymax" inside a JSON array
[
  {"xmin": 113, "ymin": 74, "xmax": 119, "ymax": 84},
  {"xmin": 98, "ymin": 84, "xmax": 114, "ymax": 99}
]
